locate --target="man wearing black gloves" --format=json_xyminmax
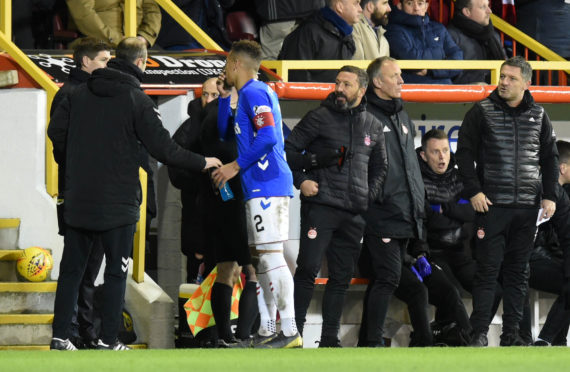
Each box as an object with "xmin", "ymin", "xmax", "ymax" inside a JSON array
[
  {"xmin": 48, "ymin": 37, "xmax": 221, "ymax": 351},
  {"xmin": 456, "ymin": 56, "xmax": 558, "ymax": 347},
  {"xmin": 285, "ymin": 65, "xmax": 387, "ymax": 347},
  {"xmin": 358, "ymin": 56, "xmax": 425, "ymax": 347}
]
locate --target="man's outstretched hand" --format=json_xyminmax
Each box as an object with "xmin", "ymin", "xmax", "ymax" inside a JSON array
[{"xmin": 211, "ymin": 160, "xmax": 240, "ymax": 187}]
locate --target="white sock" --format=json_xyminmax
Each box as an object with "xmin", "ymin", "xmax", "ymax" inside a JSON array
[
  {"xmin": 256, "ymin": 280, "xmax": 276, "ymax": 336},
  {"xmin": 257, "ymin": 250, "xmax": 297, "ymax": 337}
]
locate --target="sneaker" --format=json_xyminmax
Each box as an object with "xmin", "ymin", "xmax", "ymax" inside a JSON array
[
  {"xmin": 317, "ymin": 336, "xmax": 341, "ymax": 348},
  {"xmin": 500, "ymin": 332, "xmax": 529, "ymax": 346},
  {"xmin": 533, "ymin": 339, "xmax": 551, "ymax": 347},
  {"xmin": 469, "ymin": 332, "xmax": 488, "ymax": 347},
  {"xmin": 252, "ymin": 332, "xmax": 278, "ymax": 347},
  {"xmin": 96, "ymin": 339, "xmax": 131, "ymax": 350},
  {"xmin": 50, "ymin": 338, "xmax": 78, "ymax": 351},
  {"xmin": 217, "ymin": 337, "xmax": 252, "ymax": 348},
  {"xmin": 256, "ymin": 332, "xmax": 303, "ymax": 349}
]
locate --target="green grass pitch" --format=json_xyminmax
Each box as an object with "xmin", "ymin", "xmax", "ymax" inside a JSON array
[{"xmin": 2, "ymin": 347, "xmax": 570, "ymax": 372}]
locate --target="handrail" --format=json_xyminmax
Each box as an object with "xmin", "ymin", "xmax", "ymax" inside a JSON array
[
  {"xmin": 262, "ymin": 60, "xmax": 570, "ymax": 85},
  {"xmin": 0, "ymin": 0, "xmax": 11, "ymax": 42},
  {"xmin": 489, "ymin": 14, "xmax": 568, "ymax": 69},
  {"xmin": 268, "ymin": 83, "xmax": 570, "ymax": 103},
  {"xmin": 133, "ymin": 168, "xmax": 147, "ymax": 284}
]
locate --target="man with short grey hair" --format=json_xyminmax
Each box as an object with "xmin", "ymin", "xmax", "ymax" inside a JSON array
[{"xmin": 456, "ymin": 56, "xmax": 558, "ymax": 347}]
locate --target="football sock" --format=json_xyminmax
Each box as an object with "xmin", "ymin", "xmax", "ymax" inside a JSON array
[
  {"xmin": 256, "ymin": 281, "xmax": 276, "ymax": 336},
  {"xmin": 236, "ymin": 280, "xmax": 259, "ymax": 339},
  {"xmin": 211, "ymin": 282, "xmax": 233, "ymax": 341},
  {"xmin": 258, "ymin": 251, "xmax": 298, "ymax": 337}
]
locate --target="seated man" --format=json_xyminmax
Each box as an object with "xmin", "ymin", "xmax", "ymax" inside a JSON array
[
  {"xmin": 352, "ymin": 0, "xmax": 391, "ymax": 60},
  {"xmin": 384, "ymin": 0, "xmax": 463, "ymax": 84},
  {"xmin": 528, "ymin": 140, "xmax": 570, "ymax": 346},
  {"xmin": 278, "ymin": 0, "xmax": 362, "ymax": 82},
  {"xmin": 447, "ymin": 0, "xmax": 506, "ymax": 84}
]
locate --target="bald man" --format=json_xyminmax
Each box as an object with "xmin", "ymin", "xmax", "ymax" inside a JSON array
[{"xmin": 169, "ymin": 77, "xmax": 220, "ymax": 283}]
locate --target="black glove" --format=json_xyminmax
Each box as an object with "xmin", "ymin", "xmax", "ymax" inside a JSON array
[{"xmin": 562, "ymin": 279, "xmax": 570, "ymax": 310}]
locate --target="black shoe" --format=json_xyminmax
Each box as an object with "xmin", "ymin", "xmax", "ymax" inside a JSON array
[
  {"xmin": 500, "ymin": 333, "xmax": 528, "ymax": 346},
  {"xmin": 533, "ymin": 339, "xmax": 551, "ymax": 346},
  {"xmin": 96, "ymin": 339, "xmax": 131, "ymax": 350},
  {"xmin": 469, "ymin": 332, "xmax": 488, "ymax": 347},
  {"xmin": 217, "ymin": 337, "xmax": 252, "ymax": 348},
  {"xmin": 252, "ymin": 332, "xmax": 278, "ymax": 347},
  {"xmin": 50, "ymin": 338, "xmax": 78, "ymax": 351},
  {"xmin": 255, "ymin": 332, "xmax": 302, "ymax": 349},
  {"xmin": 317, "ymin": 336, "xmax": 341, "ymax": 348}
]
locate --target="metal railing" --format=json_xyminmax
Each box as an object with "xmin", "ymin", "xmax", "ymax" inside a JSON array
[{"xmin": 262, "ymin": 59, "xmax": 570, "ymax": 85}]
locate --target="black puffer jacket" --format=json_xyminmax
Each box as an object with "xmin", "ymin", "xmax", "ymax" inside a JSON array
[
  {"xmin": 285, "ymin": 93, "xmax": 387, "ymax": 214},
  {"xmin": 418, "ymin": 148, "xmax": 475, "ymax": 247},
  {"xmin": 532, "ymin": 183, "xmax": 570, "ymax": 278},
  {"xmin": 48, "ymin": 58, "xmax": 205, "ymax": 231},
  {"xmin": 278, "ymin": 9, "xmax": 355, "ymax": 82},
  {"xmin": 363, "ymin": 92, "xmax": 425, "ymax": 239},
  {"xmin": 456, "ymin": 89, "xmax": 558, "ymax": 207}
]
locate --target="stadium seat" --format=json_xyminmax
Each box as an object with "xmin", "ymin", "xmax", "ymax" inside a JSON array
[{"xmin": 225, "ymin": 11, "xmax": 258, "ymax": 42}]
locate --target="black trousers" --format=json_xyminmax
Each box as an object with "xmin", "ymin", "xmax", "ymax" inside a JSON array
[
  {"xmin": 52, "ymin": 223, "xmax": 136, "ymax": 344},
  {"xmin": 431, "ymin": 246, "xmax": 504, "ymax": 322},
  {"xmin": 470, "ymin": 207, "xmax": 537, "ymax": 334},
  {"xmin": 358, "ymin": 237, "xmax": 407, "ymax": 344},
  {"xmin": 529, "ymin": 255, "xmax": 570, "ymax": 343},
  {"xmin": 294, "ymin": 203, "xmax": 365, "ymax": 338},
  {"xmin": 69, "ymin": 238, "xmax": 105, "ymax": 342}
]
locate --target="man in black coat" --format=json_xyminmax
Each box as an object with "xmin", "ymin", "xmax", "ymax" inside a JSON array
[
  {"xmin": 456, "ymin": 56, "xmax": 558, "ymax": 347},
  {"xmin": 447, "ymin": 0, "xmax": 506, "ymax": 84},
  {"xmin": 285, "ymin": 65, "xmax": 387, "ymax": 347},
  {"xmin": 48, "ymin": 37, "xmax": 221, "ymax": 351},
  {"xmin": 49, "ymin": 37, "xmax": 112, "ymax": 349},
  {"xmin": 358, "ymin": 56, "xmax": 425, "ymax": 347},
  {"xmin": 278, "ymin": 0, "xmax": 361, "ymax": 82},
  {"xmin": 528, "ymin": 140, "xmax": 570, "ymax": 346},
  {"xmin": 168, "ymin": 77, "xmax": 220, "ymax": 283}
]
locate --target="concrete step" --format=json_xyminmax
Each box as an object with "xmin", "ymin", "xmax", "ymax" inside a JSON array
[
  {"xmin": 0, "ymin": 219, "xmax": 20, "ymax": 250},
  {"xmin": 0, "ymin": 314, "xmax": 53, "ymax": 346},
  {"xmin": 0, "ymin": 282, "xmax": 57, "ymax": 314},
  {"xmin": 0, "ymin": 250, "xmax": 21, "ymax": 281}
]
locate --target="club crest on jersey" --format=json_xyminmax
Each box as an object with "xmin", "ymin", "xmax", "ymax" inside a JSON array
[
  {"xmin": 234, "ymin": 122, "xmax": 241, "ymax": 135},
  {"xmin": 364, "ymin": 135, "xmax": 371, "ymax": 146},
  {"xmin": 477, "ymin": 228, "xmax": 485, "ymax": 239},
  {"xmin": 307, "ymin": 228, "xmax": 317, "ymax": 239}
]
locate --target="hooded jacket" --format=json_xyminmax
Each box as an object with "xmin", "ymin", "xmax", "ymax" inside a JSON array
[
  {"xmin": 48, "ymin": 58, "xmax": 205, "ymax": 231},
  {"xmin": 278, "ymin": 8, "xmax": 356, "ymax": 82},
  {"xmin": 363, "ymin": 91, "xmax": 425, "ymax": 239},
  {"xmin": 384, "ymin": 7, "xmax": 463, "ymax": 84},
  {"xmin": 285, "ymin": 92, "xmax": 387, "ymax": 214},
  {"xmin": 455, "ymin": 89, "xmax": 558, "ymax": 208}
]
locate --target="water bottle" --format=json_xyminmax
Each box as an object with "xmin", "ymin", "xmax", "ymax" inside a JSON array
[{"xmin": 219, "ymin": 182, "xmax": 234, "ymax": 201}]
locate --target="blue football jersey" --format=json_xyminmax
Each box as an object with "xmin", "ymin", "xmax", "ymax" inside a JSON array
[{"xmin": 218, "ymin": 79, "xmax": 293, "ymax": 200}]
